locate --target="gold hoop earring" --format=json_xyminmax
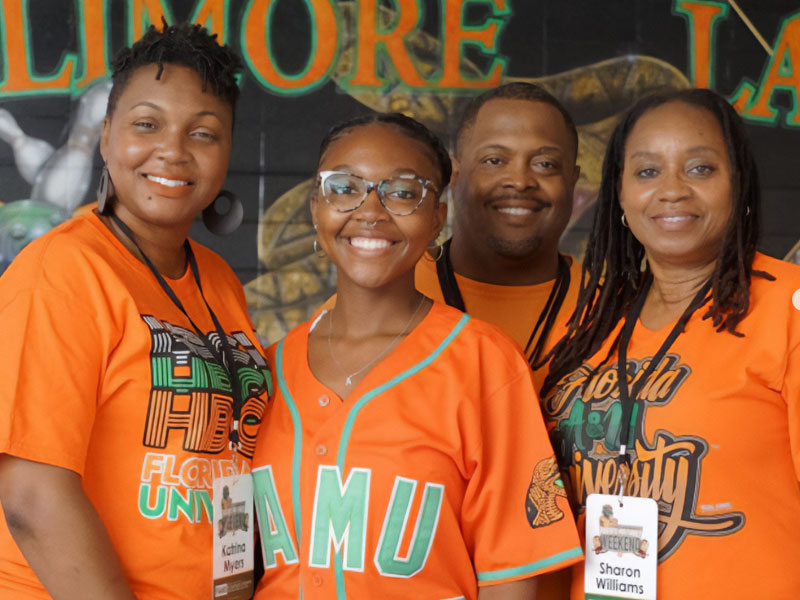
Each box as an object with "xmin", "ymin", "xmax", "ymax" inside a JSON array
[{"xmin": 424, "ymin": 243, "xmax": 444, "ymax": 262}]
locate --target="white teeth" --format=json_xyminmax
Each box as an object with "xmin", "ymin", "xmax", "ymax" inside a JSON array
[
  {"xmin": 497, "ymin": 207, "xmax": 532, "ymax": 216},
  {"xmin": 146, "ymin": 174, "xmax": 189, "ymax": 187},
  {"xmin": 662, "ymin": 216, "xmax": 692, "ymax": 222},
  {"xmin": 350, "ymin": 237, "xmax": 391, "ymax": 250}
]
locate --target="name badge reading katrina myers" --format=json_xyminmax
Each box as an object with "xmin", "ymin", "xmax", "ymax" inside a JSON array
[
  {"xmin": 212, "ymin": 474, "xmax": 254, "ymax": 600},
  {"xmin": 584, "ymin": 493, "xmax": 657, "ymax": 600}
]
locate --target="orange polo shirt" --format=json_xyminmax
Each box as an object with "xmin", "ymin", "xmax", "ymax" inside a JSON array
[{"xmin": 414, "ymin": 255, "xmax": 582, "ymax": 391}]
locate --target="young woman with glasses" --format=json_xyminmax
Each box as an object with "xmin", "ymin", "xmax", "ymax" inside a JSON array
[{"xmin": 249, "ymin": 113, "xmax": 583, "ymax": 599}]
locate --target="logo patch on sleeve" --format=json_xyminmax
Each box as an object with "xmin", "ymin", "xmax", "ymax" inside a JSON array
[{"xmin": 525, "ymin": 456, "xmax": 567, "ymax": 528}]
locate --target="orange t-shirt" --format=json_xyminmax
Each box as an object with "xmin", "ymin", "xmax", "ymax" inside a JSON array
[
  {"xmin": 542, "ymin": 253, "xmax": 800, "ymax": 599},
  {"xmin": 0, "ymin": 212, "xmax": 270, "ymax": 599},
  {"xmin": 414, "ymin": 255, "xmax": 582, "ymax": 391},
  {"xmin": 252, "ymin": 302, "xmax": 582, "ymax": 599}
]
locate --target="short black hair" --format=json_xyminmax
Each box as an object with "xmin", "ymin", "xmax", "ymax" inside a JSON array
[
  {"xmin": 543, "ymin": 87, "xmax": 772, "ymax": 395},
  {"xmin": 454, "ymin": 82, "xmax": 579, "ymax": 160},
  {"xmin": 318, "ymin": 112, "xmax": 452, "ymax": 189},
  {"xmin": 106, "ymin": 20, "xmax": 242, "ymax": 119}
]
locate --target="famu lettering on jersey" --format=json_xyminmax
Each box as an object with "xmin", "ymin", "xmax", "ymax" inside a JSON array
[
  {"xmin": 253, "ymin": 465, "xmax": 444, "ymax": 578},
  {"xmin": 544, "ymin": 353, "xmax": 745, "ymax": 560}
]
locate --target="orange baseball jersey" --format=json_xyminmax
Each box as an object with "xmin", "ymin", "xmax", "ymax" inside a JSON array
[
  {"xmin": 541, "ymin": 253, "xmax": 800, "ymax": 599},
  {"xmin": 414, "ymin": 255, "xmax": 582, "ymax": 391},
  {"xmin": 252, "ymin": 301, "xmax": 582, "ymax": 599},
  {"xmin": 0, "ymin": 212, "xmax": 270, "ymax": 599}
]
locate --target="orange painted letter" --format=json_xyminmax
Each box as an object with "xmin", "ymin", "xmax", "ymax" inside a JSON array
[
  {"xmin": 738, "ymin": 13, "xmax": 800, "ymax": 126},
  {"xmin": 242, "ymin": 0, "xmax": 338, "ymax": 94},
  {"xmin": 673, "ymin": 0, "xmax": 728, "ymax": 89},
  {"xmin": 438, "ymin": 0, "xmax": 509, "ymax": 89},
  {"xmin": 0, "ymin": 0, "xmax": 75, "ymax": 93},
  {"xmin": 346, "ymin": 0, "xmax": 428, "ymax": 88}
]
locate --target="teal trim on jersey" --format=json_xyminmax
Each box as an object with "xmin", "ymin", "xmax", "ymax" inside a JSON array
[
  {"xmin": 275, "ymin": 339, "xmax": 304, "ymax": 548},
  {"xmin": 335, "ymin": 313, "xmax": 470, "ymax": 469},
  {"xmin": 476, "ymin": 546, "xmax": 583, "ymax": 582},
  {"xmin": 331, "ymin": 313, "xmax": 471, "ymax": 598}
]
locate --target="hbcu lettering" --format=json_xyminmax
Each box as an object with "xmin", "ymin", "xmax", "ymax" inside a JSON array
[
  {"xmin": 253, "ymin": 466, "xmax": 444, "ymax": 578},
  {"xmin": 140, "ymin": 316, "xmax": 268, "ymax": 459},
  {"xmin": 546, "ymin": 354, "xmax": 745, "ymax": 561}
]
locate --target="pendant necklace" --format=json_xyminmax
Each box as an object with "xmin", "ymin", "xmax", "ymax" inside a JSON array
[{"xmin": 327, "ymin": 294, "xmax": 427, "ymax": 387}]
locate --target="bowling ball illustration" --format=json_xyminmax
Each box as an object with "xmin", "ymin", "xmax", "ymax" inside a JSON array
[{"xmin": 0, "ymin": 200, "xmax": 70, "ymax": 273}]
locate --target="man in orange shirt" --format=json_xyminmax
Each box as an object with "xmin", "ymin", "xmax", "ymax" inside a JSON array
[{"xmin": 416, "ymin": 83, "xmax": 582, "ymax": 390}]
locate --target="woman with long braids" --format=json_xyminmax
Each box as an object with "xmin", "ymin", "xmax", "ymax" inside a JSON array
[
  {"xmin": 0, "ymin": 23, "xmax": 269, "ymax": 599},
  {"xmin": 542, "ymin": 88, "xmax": 800, "ymax": 598},
  {"xmin": 251, "ymin": 113, "xmax": 582, "ymax": 599}
]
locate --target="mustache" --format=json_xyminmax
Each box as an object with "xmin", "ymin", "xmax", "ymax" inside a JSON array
[{"xmin": 486, "ymin": 192, "xmax": 552, "ymax": 207}]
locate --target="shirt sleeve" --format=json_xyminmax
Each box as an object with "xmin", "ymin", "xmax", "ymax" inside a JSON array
[
  {"xmin": 0, "ymin": 286, "xmax": 102, "ymax": 474},
  {"xmin": 784, "ymin": 313, "xmax": 800, "ymax": 482},
  {"xmin": 460, "ymin": 361, "xmax": 583, "ymax": 586}
]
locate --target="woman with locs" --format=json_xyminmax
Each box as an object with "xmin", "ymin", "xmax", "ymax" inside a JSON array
[
  {"xmin": 0, "ymin": 23, "xmax": 269, "ymax": 599},
  {"xmin": 250, "ymin": 113, "xmax": 583, "ymax": 599},
  {"xmin": 541, "ymin": 88, "xmax": 800, "ymax": 597}
]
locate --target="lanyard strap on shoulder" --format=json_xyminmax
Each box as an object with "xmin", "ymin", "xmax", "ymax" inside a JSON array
[
  {"xmin": 436, "ymin": 238, "xmax": 571, "ymax": 366},
  {"xmin": 616, "ymin": 276, "xmax": 713, "ymax": 458},
  {"xmin": 109, "ymin": 213, "xmax": 245, "ymax": 450}
]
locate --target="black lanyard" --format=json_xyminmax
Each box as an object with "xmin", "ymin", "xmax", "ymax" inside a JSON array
[
  {"xmin": 436, "ymin": 238, "xmax": 571, "ymax": 366},
  {"xmin": 110, "ymin": 213, "xmax": 244, "ymax": 452},
  {"xmin": 615, "ymin": 276, "xmax": 712, "ymax": 474}
]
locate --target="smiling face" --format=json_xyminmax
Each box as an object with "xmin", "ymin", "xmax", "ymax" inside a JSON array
[
  {"xmin": 311, "ymin": 123, "xmax": 446, "ymax": 290},
  {"xmin": 452, "ymin": 98, "xmax": 579, "ymax": 260},
  {"xmin": 100, "ymin": 63, "xmax": 233, "ymax": 232},
  {"xmin": 619, "ymin": 101, "xmax": 733, "ymax": 269}
]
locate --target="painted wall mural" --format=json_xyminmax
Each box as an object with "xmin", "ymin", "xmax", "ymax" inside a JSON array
[{"xmin": 0, "ymin": 0, "xmax": 798, "ymax": 343}]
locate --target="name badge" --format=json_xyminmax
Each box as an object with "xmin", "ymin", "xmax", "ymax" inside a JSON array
[
  {"xmin": 212, "ymin": 473, "xmax": 255, "ymax": 600},
  {"xmin": 584, "ymin": 493, "xmax": 657, "ymax": 600}
]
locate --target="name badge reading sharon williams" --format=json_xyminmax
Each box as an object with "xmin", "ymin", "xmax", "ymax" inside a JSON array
[
  {"xmin": 584, "ymin": 493, "xmax": 657, "ymax": 600},
  {"xmin": 212, "ymin": 474, "xmax": 254, "ymax": 600}
]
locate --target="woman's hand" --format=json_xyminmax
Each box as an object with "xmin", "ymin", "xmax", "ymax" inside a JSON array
[
  {"xmin": 478, "ymin": 577, "xmax": 538, "ymax": 599},
  {"xmin": 0, "ymin": 454, "xmax": 137, "ymax": 600}
]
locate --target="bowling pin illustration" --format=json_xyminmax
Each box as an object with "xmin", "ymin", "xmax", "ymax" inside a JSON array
[
  {"xmin": 0, "ymin": 109, "xmax": 55, "ymax": 185},
  {"xmin": 30, "ymin": 80, "xmax": 112, "ymax": 211}
]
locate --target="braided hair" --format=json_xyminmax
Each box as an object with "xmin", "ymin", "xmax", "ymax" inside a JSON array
[
  {"xmin": 106, "ymin": 19, "xmax": 242, "ymax": 118},
  {"xmin": 318, "ymin": 113, "xmax": 452, "ymax": 192},
  {"xmin": 542, "ymin": 88, "xmax": 772, "ymax": 394}
]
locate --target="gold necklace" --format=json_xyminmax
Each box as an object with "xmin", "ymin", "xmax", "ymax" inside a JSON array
[{"xmin": 327, "ymin": 295, "xmax": 427, "ymax": 387}]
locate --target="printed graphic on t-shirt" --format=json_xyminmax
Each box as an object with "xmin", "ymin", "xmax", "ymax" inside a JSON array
[
  {"xmin": 544, "ymin": 353, "xmax": 744, "ymax": 561},
  {"xmin": 137, "ymin": 315, "xmax": 270, "ymax": 524}
]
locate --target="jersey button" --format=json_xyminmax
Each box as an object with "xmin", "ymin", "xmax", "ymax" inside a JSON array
[
  {"xmin": 311, "ymin": 574, "xmax": 323, "ymax": 587},
  {"xmin": 318, "ymin": 394, "xmax": 330, "ymax": 407},
  {"xmin": 315, "ymin": 444, "xmax": 327, "ymax": 456}
]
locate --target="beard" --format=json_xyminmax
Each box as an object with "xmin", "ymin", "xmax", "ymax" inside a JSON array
[{"xmin": 486, "ymin": 233, "xmax": 544, "ymax": 258}]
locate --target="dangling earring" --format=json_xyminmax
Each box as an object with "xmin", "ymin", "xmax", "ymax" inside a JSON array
[
  {"xmin": 621, "ymin": 213, "xmax": 629, "ymax": 228},
  {"xmin": 203, "ymin": 190, "xmax": 243, "ymax": 235},
  {"xmin": 96, "ymin": 165, "xmax": 114, "ymax": 215},
  {"xmin": 313, "ymin": 239, "xmax": 326, "ymax": 257}
]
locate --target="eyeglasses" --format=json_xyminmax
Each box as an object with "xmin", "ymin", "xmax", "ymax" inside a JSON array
[{"xmin": 317, "ymin": 170, "xmax": 440, "ymax": 216}]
